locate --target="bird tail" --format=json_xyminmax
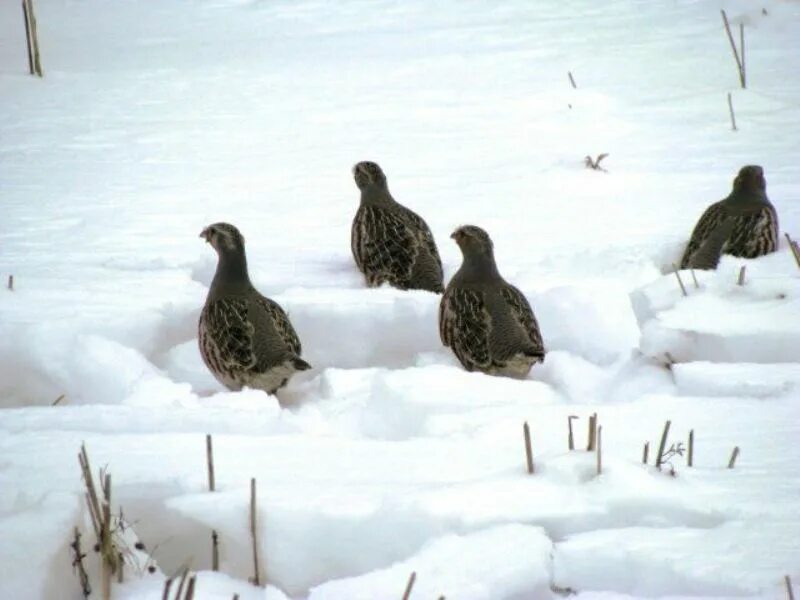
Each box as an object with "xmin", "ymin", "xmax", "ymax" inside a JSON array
[
  {"xmin": 290, "ymin": 356, "xmax": 312, "ymax": 371},
  {"xmin": 690, "ymin": 217, "xmax": 736, "ymax": 270}
]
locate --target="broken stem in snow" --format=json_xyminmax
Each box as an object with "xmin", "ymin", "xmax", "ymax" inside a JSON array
[
  {"xmin": 784, "ymin": 234, "xmax": 800, "ymax": 269},
  {"xmin": 688, "ymin": 430, "xmax": 694, "ymax": 467},
  {"xmin": 728, "ymin": 446, "xmax": 740, "ymax": 468},
  {"xmin": 728, "ymin": 92, "xmax": 738, "ymax": 131},
  {"xmin": 568, "ymin": 415, "xmax": 578, "ymax": 451},
  {"xmin": 785, "ymin": 575, "xmax": 795, "ymax": 600},
  {"xmin": 250, "ymin": 478, "xmax": 261, "ymax": 586},
  {"xmin": 586, "ymin": 413, "xmax": 597, "ymax": 451},
  {"xmin": 596, "ymin": 425, "xmax": 603, "ymax": 475},
  {"xmin": 402, "ymin": 572, "xmax": 417, "ymax": 600},
  {"xmin": 568, "ymin": 71, "xmax": 577, "ymax": 89},
  {"xmin": 655, "ymin": 420, "xmax": 672, "ymax": 470},
  {"xmin": 523, "ymin": 421, "xmax": 534, "ymax": 474},
  {"xmin": 721, "ymin": 10, "xmax": 745, "ymax": 88},
  {"xmin": 671, "ymin": 264, "xmax": 688, "ymax": 297},
  {"xmin": 642, "ymin": 441, "xmax": 650, "ymax": 465},
  {"xmin": 738, "ymin": 265, "xmax": 747, "ymax": 285}
]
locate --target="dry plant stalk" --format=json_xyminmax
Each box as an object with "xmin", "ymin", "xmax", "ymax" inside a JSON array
[
  {"xmin": 687, "ymin": 430, "xmax": 694, "ymax": 467},
  {"xmin": 655, "ymin": 420, "xmax": 672, "ymax": 470},
  {"xmin": 567, "ymin": 415, "xmax": 578, "ymax": 451},
  {"xmin": 250, "ymin": 478, "xmax": 261, "ymax": 586},
  {"xmin": 206, "ymin": 434, "xmax": 220, "ymax": 571},
  {"xmin": 721, "ymin": 10, "xmax": 745, "ymax": 88},
  {"xmin": 7, "ymin": 275, "xmax": 13, "ymax": 291},
  {"xmin": 727, "ymin": 92, "xmax": 738, "ymax": 131},
  {"xmin": 402, "ymin": 572, "xmax": 417, "ymax": 600},
  {"xmin": 738, "ymin": 265, "xmax": 747, "ymax": 285},
  {"xmin": 22, "ymin": 0, "xmax": 43, "ymax": 76},
  {"xmin": 568, "ymin": 71, "xmax": 577, "ymax": 89},
  {"xmin": 785, "ymin": 234, "xmax": 800, "ymax": 269},
  {"xmin": 786, "ymin": 575, "xmax": 795, "ymax": 600},
  {"xmin": 671, "ymin": 264, "xmax": 688, "ymax": 297},
  {"xmin": 70, "ymin": 527, "xmax": 91, "ymax": 598},
  {"xmin": 161, "ymin": 577, "xmax": 174, "ymax": 600},
  {"xmin": 586, "ymin": 413, "xmax": 597, "ymax": 451},
  {"xmin": 728, "ymin": 446, "xmax": 740, "ymax": 468},
  {"xmin": 642, "ymin": 441, "xmax": 649, "ymax": 465},
  {"xmin": 523, "ymin": 422, "xmax": 534, "ymax": 474},
  {"xmin": 53, "ymin": 394, "xmax": 66, "ymax": 406},
  {"xmin": 596, "ymin": 425, "xmax": 603, "ymax": 475},
  {"xmin": 584, "ymin": 154, "xmax": 609, "ymax": 172},
  {"xmin": 690, "ymin": 269, "xmax": 699, "ymax": 289}
]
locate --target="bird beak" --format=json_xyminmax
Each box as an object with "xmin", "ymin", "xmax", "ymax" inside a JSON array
[{"xmin": 199, "ymin": 227, "xmax": 212, "ymax": 243}]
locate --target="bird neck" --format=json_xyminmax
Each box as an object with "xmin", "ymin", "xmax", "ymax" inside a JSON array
[
  {"xmin": 359, "ymin": 183, "xmax": 393, "ymax": 206},
  {"xmin": 457, "ymin": 252, "xmax": 502, "ymax": 283},
  {"xmin": 211, "ymin": 251, "xmax": 252, "ymax": 293},
  {"xmin": 728, "ymin": 187, "xmax": 769, "ymax": 208}
]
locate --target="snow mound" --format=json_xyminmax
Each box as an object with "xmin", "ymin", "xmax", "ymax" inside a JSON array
[
  {"xmin": 308, "ymin": 524, "xmax": 553, "ymax": 600},
  {"xmin": 674, "ymin": 362, "xmax": 800, "ymax": 398},
  {"xmin": 630, "ymin": 247, "xmax": 800, "ymax": 363}
]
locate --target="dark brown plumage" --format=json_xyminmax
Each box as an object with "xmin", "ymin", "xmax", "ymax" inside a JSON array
[
  {"xmin": 439, "ymin": 225, "xmax": 545, "ymax": 377},
  {"xmin": 351, "ymin": 161, "xmax": 444, "ymax": 293},
  {"xmin": 680, "ymin": 165, "xmax": 779, "ymax": 269},
  {"xmin": 198, "ymin": 223, "xmax": 310, "ymax": 394}
]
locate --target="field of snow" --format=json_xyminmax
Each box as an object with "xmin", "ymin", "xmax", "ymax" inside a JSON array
[{"xmin": 1, "ymin": 0, "xmax": 800, "ymax": 598}]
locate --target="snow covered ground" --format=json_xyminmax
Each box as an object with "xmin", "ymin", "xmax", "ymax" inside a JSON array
[{"xmin": 1, "ymin": 0, "xmax": 799, "ymax": 598}]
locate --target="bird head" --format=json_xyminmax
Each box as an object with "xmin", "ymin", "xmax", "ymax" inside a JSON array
[
  {"xmin": 352, "ymin": 161, "xmax": 387, "ymax": 190},
  {"xmin": 733, "ymin": 165, "xmax": 766, "ymax": 193},
  {"xmin": 200, "ymin": 222, "xmax": 246, "ymax": 255},
  {"xmin": 451, "ymin": 225, "xmax": 494, "ymax": 257}
]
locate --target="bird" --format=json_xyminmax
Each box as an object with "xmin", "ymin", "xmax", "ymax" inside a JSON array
[
  {"xmin": 351, "ymin": 161, "xmax": 444, "ymax": 293},
  {"xmin": 439, "ymin": 225, "xmax": 545, "ymax": 377},
  {"xmin": 198, "ymin": 223, "xmax": 311, "ymax": 395},
  {"xmin": 680, "ymin": 165, "xmax": 779, "ymax": 269}
]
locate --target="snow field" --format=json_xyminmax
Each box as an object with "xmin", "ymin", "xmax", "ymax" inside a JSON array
[{"xmin": 1, "ymin": 0, "xmax": 800, "ymax": 597}]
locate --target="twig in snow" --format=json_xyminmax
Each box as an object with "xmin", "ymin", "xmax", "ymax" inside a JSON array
[
  {"xmin": 596, "ymin": 426, "xmax": 603, "ymax": 475},
  {"xmin": 402, "ymin": 572, "xmax": 417, "ymax": 600},
  {"xmin": 211, "ymin": 530, "xmax": 219, "ymax": 573},
  {"xmin": 655, "ymin": 420, "xmax": 672, "ymax": 470},
  {"xmin": 101, "ymin": 473, "xmax": 113, "ymax": 600},
  {"xmin": 185, "ymin": 574, "xmax": 197, "ymax": 600},
  {"xmin": 671, "ymin": 264, "xmax": 688, "ymax": 297},
  {"xmin": 586, "ymin": 413, "xmax": 598, "ymax": 451},
  {"xmin": 584, "ymin": 154, "xmax": 609, "ymax": 172},
  {"xmin": 53, "ymin": 394, "xmax": 66, "ymax": 406},
  {"xmin": 721, "ymin": 10, "xmax": 746, "ymax": 88},
  {"xmin": 70, "ymin": 527, "xmax": 92, "ymax": 598},
  {"xmin": 687, "ymin": 429, "xmax": 694, "ymax": 467},
  {"xmin": 786, "ymin": 575, "xmax": 795, "ymax": 600},
  {"xmin": 22, "ymin": 0, "xmax": 43, "ymax": 77},
  {"xmin": 173, "ymin": 568, "xmax": 191, "ymax": 599},
  {"xmin": 7, "ymin": 275, "xmax": 13, "ymax": 291},
  {"xmin": 737, "ymin": 265, "xmax": 747, "ymax": 285},
  {"xmin": 728, "ymin": 446, "xmax": 740, "ymax": 468},
  {"xmin": 567, "ymin": 415, "xmax": 578, "ymax": 451},
  {"xmin": 727, "ymin": 92, "xmax": 738, "ymax": 131},
  {"xmin": 161, "ymin": 577, "xmax": 174, "ymax": 600},
  {"xmin": 785, "ymin": 234, "xmax": 800, "ymax": 269},
  {"xmin": 690, "ymin": 268, "xmax": 699, "ymax": 289},
  {"xmin": 568, "ymin": 71, "xmax": 577, "ymax": 89},
  {"xmin": 250, "ymin": 478, "xmax": 261, "ymax": 586},
  {"xmin": 523, "ymin": 422, "xmax": 534, "ymax": 474},
  {"xmin": 206, "ymin": 434, "xmax": 220, "ymax": 571},
  {"xmin": 642, "ymin": 441, "xmax": 650, "ymax": 465}
]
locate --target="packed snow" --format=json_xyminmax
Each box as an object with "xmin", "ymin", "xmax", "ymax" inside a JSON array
[{"xmin": 1, "ymin": 0, "xmax": 799, "ymax": 598}]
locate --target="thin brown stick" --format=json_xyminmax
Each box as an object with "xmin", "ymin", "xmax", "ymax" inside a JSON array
[
  {"xmin": 7, "ymin": 275, "xmax": 13, "ymax": 291},
  {"xmin": 78, "ymin": 446, "xmax": 103, "ymax": 540},
  {"xmin": 117, "ymin": 552, "xmax": 124, "ymax": 583},
  {"xmin": 728, "ymin": 446, "xmax": 740, "ymax": 468},
  {"xmin": 206, "ymin": 434, "xmax": 215, "ymax": 492},
  {"xmin": 71, "ymin": 527, "xmax": 91, "ymax": 598},
  {"xmin": 690, "ymin": 269, "xmax": 699, "ymax": 289},
  {"xmin": 721, "ymin": 10, "xmax": 745, "ymax": 88},
  {"xmin": 728, "ymin": 92, "xmax": 738, "ymax": 131},
  {"xmin": 52, "ymin": 394, "xmax": 65, "ymax": 406},
  {"xmin": 26, "ymin": 0, "xmax": 43, "ymax": 77},
  {"xmin": 568, "ymin": 71, "xmax": 577, "ymax": 89},
  {"xmin": 212, "ymin": 530, "xmax": 219, "ymax": 572},
  {"xmin": 567, "ymin": 415, "xmax": 577, "ymax": 451},
  {"xmin": 174, "ymin": 568, "xmax": 190, "ymax": 599},
  {"xmin": 185, "ymin": 575, "xmax": 197, "ymax": 600},
  {"xmin": 586, "ymin": 413, "xmax": 597, "ymax": 451},
  {"xmin": 786, "ymin": 575, "xmax": 795, "ymax": 600},
  {"xmin": 21, "ymin": 1, "xmax": 33, "ymax": 75},
  {"xmin": 596, "ymin": 426, "xmax": 603, "ymax": 475},
  {"xmin": 402, "ymin": 572, "xmax": 417, "ymax": 600},
  {"xmin": 671, "ymin": 264, "xmax": 688, "ymax": 297},
  {"xmin": 655, "ymin": 420, "xmax": 672, "ymax": 469},
  {"xmin": 738, "ymin": 265, "xmax": 746, "ymax": 285},
  {"xmin": 523, "ymin": 422, "xmax": 534, "ymax": 474},
  {"xmin": 101, "ymin": 474, "xmax": 112, "ymax": 600},
  {"xmin": 642, "ymin": 441, "xmax": 649, "ymax": 465},
  {"xmin": 687, "ymin": 430, "xmax": 694, "ymax": 467},
  {"xmin": 739, "ymin": 22, "xmax": 746, "ymax": 88},
  {"xmin": 785, "ymin": 234, "xmax": 800, "ymax": 268},
  {"xmin": 250, "ymin": 478, "xmax": 261, "ymax": 586},
  {"xmin": 161, "ymin": 578, "xmax": 174, "ymax": 600}
]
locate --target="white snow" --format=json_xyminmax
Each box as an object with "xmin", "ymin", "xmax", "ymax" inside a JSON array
[{"xmin": 2, "ymin": 0, "xmax": 800, "ymax": 598}]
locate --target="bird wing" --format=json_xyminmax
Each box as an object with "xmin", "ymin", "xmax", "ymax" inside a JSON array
[
  {"xmin": 248, "ymin": 295, "xmax": 304, "ymax": 371},
  {"xmin": 689, "ymin": 216, "xmax": 736, "ymax": 269},
  {"xmin": 500, "ymin": 285, "xmax": 545, "ymax": 359},
  {"xmin": 352, "ymin": 205, "xmax": 419, "ymax": 287},
  {"xmin": 201, "ymin": 298, "xmax": 258, "ymax": 373},
  {"xmin": 439, "ymin": 287, "xmax": 492, "ymax": 371},
  {"xmin": 680, "ymin": 200, "xmax": 726, "ymax": 268},
  {"xmin": 398, "ymin": 205, "xmax": 444, "ymax": 275},
  {"xmin": 726, "ymin": 205, "xmax": 779, "ymax": 258}
]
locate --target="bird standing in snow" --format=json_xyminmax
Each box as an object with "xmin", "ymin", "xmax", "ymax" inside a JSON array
[
  {"xmin": 680, "ymin": 165, "xmax": 779, "ymax": 269},
  {"xmin": 351, "ymin": 161, "xmax": 444, "ymax": 293},
  {"xmin": 439, "ymin": 225, "xmax": 545, "ymax": 377},
  {"xmin": 198, "ymin": 223, "xmax": 310, "ymax": 394}
]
